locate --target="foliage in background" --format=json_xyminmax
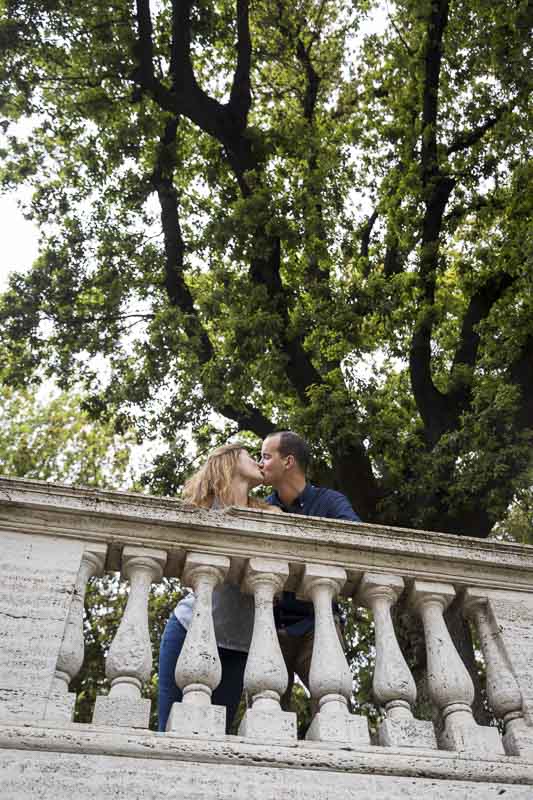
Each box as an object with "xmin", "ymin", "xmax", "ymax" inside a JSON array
[
  {"xmin": 0, "ymin": 383, "xmax": 135, "ymax": 487},
  {"xmin": 491, "ymin": 474, "xmax": 533, "ymax": 545},
  {"xmin": 341, "ymin": 600, "xmax": 378, "ymax": 733},
  {"xmin": 72, "ymin": 576, "xmax": 183, "ymax": 728},
  {"xmin": 0, "ymin": 0, "xmax": 531, "ymax": 539}
]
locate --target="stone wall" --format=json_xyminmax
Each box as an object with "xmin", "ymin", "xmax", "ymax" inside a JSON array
[
  {"xmin": 1, "ymin": 477, "xmax": 533, "ymax": 799},
  {"xmin": 0, "ymin": 531, "xmax": 84, "ymax": 724}
]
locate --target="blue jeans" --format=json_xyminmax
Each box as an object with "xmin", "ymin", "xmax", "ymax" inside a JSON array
[{"xmin": 158, "ymin": 614, "xmax": 248, "ymax": 733}]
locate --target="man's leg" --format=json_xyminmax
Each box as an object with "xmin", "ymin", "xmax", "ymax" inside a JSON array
[
  {"xmin": 158, "ymin": 614, "xmax": 187, "ymax": 731},
  {"xmin": 293, "ymin": 621, "xmax": 346, "ymax": 717},
  {"xmin": 213, "ymin": 647, "xmax": 248, "ymax": 733},
  {"xmin": 292, "ymin": 628, "xmax": 314, "ymax": 692},
  {"xmin": 277, "ymin": 629, "xmax": 297, "ymax": 712}
]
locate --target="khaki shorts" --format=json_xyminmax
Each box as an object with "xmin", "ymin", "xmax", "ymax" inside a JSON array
[{"xmin": 277, "ymin": 620, "xmax": 345, "ymax": 712}]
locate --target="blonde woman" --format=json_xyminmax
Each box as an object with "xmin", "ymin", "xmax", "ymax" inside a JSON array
[{"xmin": 158, "ymin": 442, "xmax": 280, "ymax": 733}]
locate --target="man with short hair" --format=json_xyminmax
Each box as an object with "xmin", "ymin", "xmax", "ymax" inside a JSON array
[
  {"xmin": 259, "ymin": 431, "xmax": 360, "ymax": 711},
  {"xmin": 260, "ymin": 431, "xmax": 361, "ymax": 521}
]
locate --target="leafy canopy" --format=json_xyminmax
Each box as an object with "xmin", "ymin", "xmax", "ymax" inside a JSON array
[
  {"xmin": 1, "ymin": 0, "xmax": 532, "ymax": 535},
  {"xmin": 0, "ymin": 382, "xmax": 135, "ymax": 486}
]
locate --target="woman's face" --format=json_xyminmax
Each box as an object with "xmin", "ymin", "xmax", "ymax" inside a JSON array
[{"xmin": 236, "ymin": 449, "xmax": 263, "ymax": 488}]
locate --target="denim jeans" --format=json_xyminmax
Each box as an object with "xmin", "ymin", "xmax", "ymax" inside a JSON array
[{"xmin": 158, "ymin": 614, "xmax": 248, "ymax": 733}]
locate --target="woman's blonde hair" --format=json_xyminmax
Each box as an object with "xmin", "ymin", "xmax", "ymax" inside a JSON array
[{"xmin": 182, "ymin": 442, "xmax": 269, "ymax": 509}]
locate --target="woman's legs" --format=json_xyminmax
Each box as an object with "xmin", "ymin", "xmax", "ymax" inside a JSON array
[
  {"xmin": 214, "ymin": 648, "xmax": 248, "ymax": 733},
  {"xmin": 158, "ymin": 614, "xmax": 187, "ymax": 731},
  {"xmin": 158, "ymin": 615, "xmax": 248, "ymax": 734}
]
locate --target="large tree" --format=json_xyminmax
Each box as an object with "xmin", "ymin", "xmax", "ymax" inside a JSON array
[{"xmin": 1, "ymin": 0, "xmax": 531, "ymax": 535}]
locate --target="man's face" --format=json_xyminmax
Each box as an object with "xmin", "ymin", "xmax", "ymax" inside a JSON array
[{"xmin": 260, "ymin": 434, "xmax": 288, "ymax": 489}]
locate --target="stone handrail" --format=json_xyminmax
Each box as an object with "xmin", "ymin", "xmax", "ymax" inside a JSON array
[{"xmin": 1, "ymin": 476, "xmax": 533, "ymax": 760}]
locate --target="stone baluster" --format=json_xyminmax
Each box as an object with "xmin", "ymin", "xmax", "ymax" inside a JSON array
[
  {"xmin": 238, "ymin": 557, "xmax": 296, "ymax": 741},
  {"xmin": 166, "ymin": 552, "xmax": 230, "ymax": 737},
  {"xmin": 44, "ymin": 543, "xmax": 107, "ymax": 721},
  {"xmin": 358, "ymin": 572, "xmax": 436, "ymax": 748},
  {"xmin": 302, "ymin": 564, "xmax": 370, "ymax": 745},
  {"xmin": 409, "ymin": 580, "xmax": 503, "ymax": 756},
  {"xmin": 463, "ymin": 588, "xmax": 533, "ymax": 757},
  {"xmin": 93, "ymin": 546, "xmax": 166, "ymax": 728}
]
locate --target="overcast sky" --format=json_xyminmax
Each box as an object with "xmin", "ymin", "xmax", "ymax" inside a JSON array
[{"xmin": 0, "ymin": 190, "xmax": 39, "ymax": 292}]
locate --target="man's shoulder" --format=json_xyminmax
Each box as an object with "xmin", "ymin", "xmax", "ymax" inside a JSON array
[
  {"xmin": 310, "ymin": 485, "xmax": 360, "ymax": 521},
  {"xmin": 314, "ymin": 485, "xmax": 342, "ymax": 496},
  {"xmin": 312, "ymin": 485, "xmax": 347, "ymax": 501}
]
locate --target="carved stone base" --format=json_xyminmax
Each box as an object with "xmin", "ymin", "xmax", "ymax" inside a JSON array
[
  {"xmin": 92, "ymin": 695, "xmax": 151, "ymax": 729},
  {"xmin": 439, "ymin": 711, "xmax": 504, "ymax": 757},
  {"xmin": 378, "ymin": 716, "xmax": 437, "ymax": 749},
  {"xmin": 238, "ymin": 707, "xmax": 297, "ymax": 742},
  {"xmin": 166, "ymin": 701, "xmax": 226, "ymax": 738},
  {"xmin": 503, "ymin": 718, "xmax": 533, "ymax": 758},
  {"xmin": 305, "ymin": 709, "xmax": 370, "ymax": 745},
  {"xmin": 43, "ymin": 692, "xmax": 76, "ymax": 723}
]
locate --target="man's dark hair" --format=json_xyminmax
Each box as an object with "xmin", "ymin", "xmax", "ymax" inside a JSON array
[{"xmin": 271, "ymin": 431, "xmax": 310, "ymax": 472}]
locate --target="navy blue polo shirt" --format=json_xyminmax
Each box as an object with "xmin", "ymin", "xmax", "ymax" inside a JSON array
[
  {"xmin": 267, "ymin": 483, "xmax": 360, "ymax": 635},
  {"xmin": 266, "ymin": 482, "xmax": 360, "ymax": 521}
]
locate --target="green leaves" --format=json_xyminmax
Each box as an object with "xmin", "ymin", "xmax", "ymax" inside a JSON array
[
  {"xmin": 0, "ymin": 383, "xmax": 135, "ymax": 487},
  {"xmin": 0, "ymin": 0, "xmax": 531, "ymax": 535}
]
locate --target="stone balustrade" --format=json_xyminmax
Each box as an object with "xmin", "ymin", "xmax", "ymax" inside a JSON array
[{"xmin": 1, "ymin": 477, "xmax": 533, "ymax": 799}]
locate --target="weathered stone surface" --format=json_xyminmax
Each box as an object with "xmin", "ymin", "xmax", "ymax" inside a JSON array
[
  {"xmin": 92, "ymin": 547, "xmax": 165, "ymax": 729},
  {"xmin": 306, "ymin": 709, "xmax": 370, "ymax": 746},
  {"xmin": 44, "ymin": 545, "xmax": 107, "ymax": 723},
  {"xmin": 486, "ymin": 590, "xmax": 533, "ymax": 725},
  {"xmin": 378, "ymin": 717, "xmax": 437, "ymax": 749},
  {"xmin": 42, "ymin": 691, "xmax": 76, "ymax": 724},
  {"xmin": 0, "ymin": 531, "xmax": 84, "ymax": 724},
  {"xmin": 1, "ymin": 724, "xmax": 533, "ymax": 800},
  {"xmin": 2, "ymin": 722, "xmax": 533, "ymax": 782},
  {"xmin": 504, "ymin": 717, "xmax": 533, "ymax": 759},
  {"xmin": 166, "ymin": 702, "xmax": 226, "ymax": 737},
  {"xmin": 240, "ymin": 557, "xmax": 290, "ymax": 726},
  {"xmin": 92, "ymin": 695, "xmax": 152, "ymax": 729},
  {"xmin": 2, "ymin": 749, "xmax": 532, "ymax": 800},
  {"xmin": 239, "ymin": 707, "xmax": 297, "ymax": 742},
  {"xmin": 439, "ymin": 710, "xmax": 504, "ymax": 758},
  {"xmin": 3, "ymin": 477, "xmax": 533, "ymax": 594}
]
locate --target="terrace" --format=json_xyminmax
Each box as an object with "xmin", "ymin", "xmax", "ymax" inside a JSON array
[{"xmin": 1, "ymin": 476, "xmax": 533, "ymax": 798}]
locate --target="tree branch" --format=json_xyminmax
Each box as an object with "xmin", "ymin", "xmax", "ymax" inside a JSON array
[
  {"xmin": 144, "ymin": 3, "xmax": 325, "ymax": 406},
  {"xmin": 133, "ymin": 0, "xmax": 175, "ymax": 110},
  {"xmin": 151, "ymin": 115, "xmax": 213, "ymax": 363},
  {"xmin": 275, "ymin": 3, "xmax": 331, "ymax": 293},
  {"xmin": 167, "ymin": 0, "xmax": 255, "ymax": 189},
  {"xmin": 410, "ymin": 0, "xmax": 454, "ymax": 446},
  {"xmin": 510, "ymin": 334, "xmax": 533, "ymax": 432},
  {"xmin": 228, "ymin": 0, "xmax": 252, "ymax": 127},
  {"xmin": 151, "ymin": 116, "xmax": 275, "ymax": 436},
  {"xmin": 295, "ymin": 37, "xmax": 320, "ymax": 123},
  {"xmin": 443, "ymin": 272, "xmax": 517, "ymax": 416},
  {"xmin": 447, "ymin": 105, "xmax": 509, "ymax": 155},
  {"xmin": 359, "ymin": 209, "xmax": 378, "ymax": 260},
  {"xmin": 218, "ymin": 402, "xmax": 276, "ymax": 439},
  {"xmin": 420, "ymin": 0, "xmax": 449, "ymax": 187},
  {"xmin": 249, "ymin": 237, "xmax": 325, "ymax": 400},
  {"xmin": 451, "ymin": 272, "xmax": 516, "ymax": 373},
  {"xmin": 383, "ymin": 234, "xmax": 403, "ymax": 277}
]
